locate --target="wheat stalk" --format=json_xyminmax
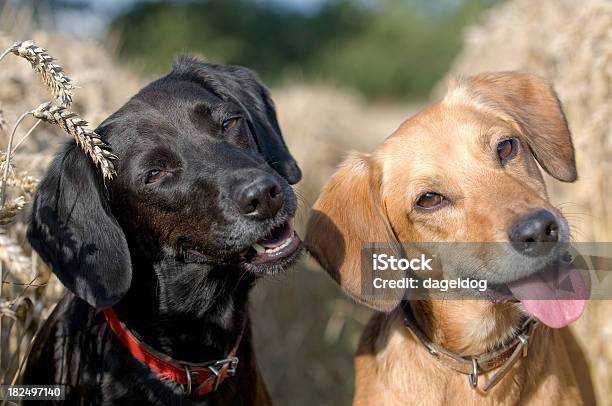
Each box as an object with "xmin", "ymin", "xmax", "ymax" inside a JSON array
[
  {"xmin": 1, "ymin": 40, "xmax": 74, "ymax": 107},
  {"xmin": 0, "ymin": 113, "xmax": 29, "ymax": 207},
  {"xmin": 0, "ymin": 152, "xmax": 13, "ymax": 175},
  {"xmin": 32, "ymin": 102, "xmax": 117, "ymax": 179},
  {"xmin": 0, "ymin": 232, "xmax": 31, "ymax": 274}
]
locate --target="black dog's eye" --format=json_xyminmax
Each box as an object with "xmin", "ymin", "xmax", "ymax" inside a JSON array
[
  {"xmin": 497, "ymin": 138, "xmax": 518, "ymax": 164},
  {"xmin": 222, "ymin": 117, "xmax": 241, "ymax": 131},
  {"xmin": 416, "ymin": 192, "xmax": 445, "ymax": 210},
  {"xmin": 145, "ymin": 170, "xmax": 168, "ymax": 184}
]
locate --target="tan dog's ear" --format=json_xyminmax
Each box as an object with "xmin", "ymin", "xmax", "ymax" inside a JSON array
[
  {"xmin": 456, "ymin": 72, "xmax": 576, "ymax": 182},
  {"xmin": 306, "ymin": 153, "xmax": 403, "ymax": 312}
]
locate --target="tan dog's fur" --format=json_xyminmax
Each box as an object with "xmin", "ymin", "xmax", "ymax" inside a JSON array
[{"xmin": 306, "ymin": 73, "xmax": 596, "ymax": 405}]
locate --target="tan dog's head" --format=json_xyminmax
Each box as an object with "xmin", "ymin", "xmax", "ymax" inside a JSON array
[{"xmin": 306, "ymin": 72, "xmax": 578, "ymax": 314}]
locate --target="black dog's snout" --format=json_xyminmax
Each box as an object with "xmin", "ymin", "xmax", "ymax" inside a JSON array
[
  {"xmin": 508, "ymin": 209, "xmax": 559, "ymax": 255},
  {"xmin": 234, "ymin": 175, "xmax": 283, "ymax": 220}
]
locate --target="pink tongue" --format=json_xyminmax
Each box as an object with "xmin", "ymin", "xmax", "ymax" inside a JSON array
[{"xmin": 507, "ymin": 265, "xmax": 588, "ymax": 328}]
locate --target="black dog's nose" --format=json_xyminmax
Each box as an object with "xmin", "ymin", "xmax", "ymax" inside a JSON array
[
  {"xmin": 508, "ymin": 209, "xmax": 559, "ymax": 255},
  {"xmin": 234, "ymin": 175, "xmax": 283, "ymax": 220}
]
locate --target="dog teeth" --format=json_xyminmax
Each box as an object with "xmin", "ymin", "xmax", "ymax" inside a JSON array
[
  {"xmin": 253, "ymin": 234, "xmax": 294, "ymax": 256},
  {"xmin": 252, "ymin": 243, "xmax": 266, "ymax": 254},
  {"xmin": 268, "ymin": 234, "xmax": 294, "ymax": 254}
]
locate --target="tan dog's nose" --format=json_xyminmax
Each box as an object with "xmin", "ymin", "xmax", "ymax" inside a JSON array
[{"xmin": 508, "ymin": 209, "xmax": 559, "ymax": 256}]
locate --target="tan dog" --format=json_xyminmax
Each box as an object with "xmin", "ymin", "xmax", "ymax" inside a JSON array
[{"xmin": 306, "ymin": 72, "xmax": 596, "ymax": 405}]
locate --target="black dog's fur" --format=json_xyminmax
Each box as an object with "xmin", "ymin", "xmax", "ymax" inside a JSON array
[{"xmin": 23, "ymin": 57, "xmax": 302, "ymax": 405}]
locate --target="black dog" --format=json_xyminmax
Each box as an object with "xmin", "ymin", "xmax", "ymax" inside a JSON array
[{"xmin": 23, "ymin": 57, "xmax": 303, "ymax": 405}]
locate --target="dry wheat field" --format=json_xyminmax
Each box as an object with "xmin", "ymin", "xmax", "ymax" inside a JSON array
[{"xmin": 0, "ymin": 0, "xmax": 611, "ymax": 405}]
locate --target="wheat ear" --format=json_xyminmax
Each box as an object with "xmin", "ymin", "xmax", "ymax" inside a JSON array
[
  {"xmin": 1, "ymin": 40, "xmax": 74, "ymax": 107},
  {"xmin": 0, "ymin": 165, "xmax": 36, "ymax": 225},
  {"xmin": 6, "ymin": 172, "xmax": 37, "ymax": 196},
  {"xmin": 0, "ymin": 196, "xmax": 25, "ymax": 225},
  {"xmin": 32, "ymin": 102, "xmax": 117, "ymax": 179}
]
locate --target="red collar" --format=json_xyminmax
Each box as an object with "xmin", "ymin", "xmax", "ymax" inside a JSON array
[{"xmin": 103, "ymin": 307, "xmax": 243, "ymax": 396}]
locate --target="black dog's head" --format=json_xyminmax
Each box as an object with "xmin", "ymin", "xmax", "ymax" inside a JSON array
[{"xmin": 28, "ymin": 57, "xmax": 303, "ymax": 308}]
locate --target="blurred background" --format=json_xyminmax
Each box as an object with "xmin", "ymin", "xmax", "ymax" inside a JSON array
[{"xmin": 0, "ymin": 0, "xmax": 610, "ymax": 404}]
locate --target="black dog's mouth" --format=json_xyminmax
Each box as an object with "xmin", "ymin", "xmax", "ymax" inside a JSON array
[
  {"xmin": 241, "ymin": 221, "xmax": 302, "ymax": 266},
  {"xmin": 178, "ymin": 220, "xmax": 302, "ymax": 272}
]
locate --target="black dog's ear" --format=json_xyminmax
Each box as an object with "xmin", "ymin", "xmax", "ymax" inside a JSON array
[
  {"xmin": 27, "ymin": 143, "xmax": 132, "ymax": 308},
  {"xmin": 173, "ymin": 56, "xmax": 302, "ymax": 184}
]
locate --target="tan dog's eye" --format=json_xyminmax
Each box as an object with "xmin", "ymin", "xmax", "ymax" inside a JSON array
[
  {"xmin": 416, "ymin": 192, "xmax": 445, "ymax": 210},
  {"xmin": 497, "ymin": 138, "xmax": 517, "ymax": 163}
]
